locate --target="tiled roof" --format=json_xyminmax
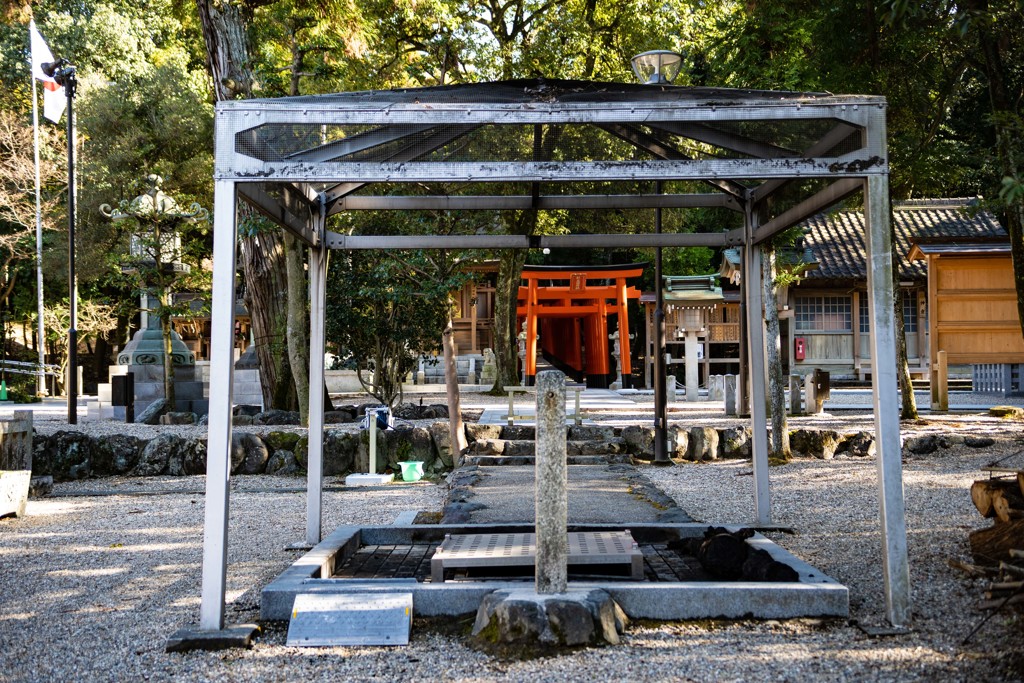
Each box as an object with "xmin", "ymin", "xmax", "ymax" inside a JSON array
[{"xmin": 802, "ymin": 198, "xmax": 1006, "ymax": 282}]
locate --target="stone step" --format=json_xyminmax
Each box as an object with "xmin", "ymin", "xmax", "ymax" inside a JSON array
[
  {"xmin": 462, "ymin": 454, "xmax": 634, "ymax": 466},
  {"xmin": 469, "ymin": 437, "xmax": 629, "ymax": 457}
]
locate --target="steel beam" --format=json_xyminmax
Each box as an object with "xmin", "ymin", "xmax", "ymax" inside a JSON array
[
  {"xmin": 751, "ymin": 123, "xmax": 862, "ymax": 202},
  {"xmin": 305, "ymin": 233, "xmax": 327, "ymax": 546},
  {"xmin": 864, "ymin": 173, "xmax": 911, "ymax": 628},
  {"xmin": 752, "ymin": 178, "xmax": 863, "ymax": 244},
  {"xmin": 743, "ymin": 210, "xmax": 771, "ymax": 525},
  {"xmin": 238, "ymin": 184, "xmax": 317, "ymax": 247},
  {"xmin": 323, "ymin": 231, "xmax": 730, "ymax": 250},
  {"xmin": 648, "ymin": 121, "xmax": 797, "ymax": 159},
  {"xmin": 226, "ymin": 154, "xmax": 886, "ymax": 185},
  {"xmin": 286, "ymin": 124, "xmax": 436, "ymax": 162},
  {"xmin": 200, "ymin": 179, "xmax": 238, "ymax": 631},
  {"xmin": 599, "ymin": 123, "xmax": 748, "ymax": 199},
  {"xmin": 330, "ymin": 193, "xmax": 740, "ymax": 212}
]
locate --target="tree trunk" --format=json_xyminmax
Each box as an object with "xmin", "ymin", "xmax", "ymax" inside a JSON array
[
  {"xmin": 195, "ymin": 0, "xmax": 256, "ymax": 101},
  {"xmin": 761, "ymin": 245, "xmax": 790, "ymax": 458},
  {"xmin": 490, "ymin": 248, "xmax": 528, "ymax": 391},
  {"xmin": 283, "ymin": 232, "xmax": 309, "ymax": 423},
  {"xmin": 241, "ymin": 230, "xmax": 295, "ymax": 410},
  {"xmin": 891, "ymin": 214, "xmax": 918, "ymax": 420},
  {"xmin": 197, "ymin": 0, "xmax": 300, "ymax": 412},
  {"xmin": 442, "ymin": 304, "xmax": 468, "ymax": 457}
]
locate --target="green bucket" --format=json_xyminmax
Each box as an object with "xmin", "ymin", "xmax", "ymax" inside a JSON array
[{"xmin": 397, "ymin": 461, "xmax": 424, "ymax": 482}]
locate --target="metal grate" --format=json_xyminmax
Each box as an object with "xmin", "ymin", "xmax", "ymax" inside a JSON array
[{"xmin": 430, "ymin": 531, "xmax": 643, "ymax": 582}]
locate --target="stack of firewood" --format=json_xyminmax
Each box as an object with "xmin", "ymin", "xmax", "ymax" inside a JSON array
[{"xmin": 966, "ymin": 474, "xmax": 1024, "ymax": 612}]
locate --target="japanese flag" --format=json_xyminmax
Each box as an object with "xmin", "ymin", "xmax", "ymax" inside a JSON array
[{"xmin": 29, "ymin": 19, "xmax": 66, "ymax": 123}]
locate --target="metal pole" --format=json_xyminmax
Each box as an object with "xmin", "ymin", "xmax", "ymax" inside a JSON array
[
  {"xmin": 65, "ymin": 71, "xmax": 77, "ymax": 423},
  {"xmin": 306, "ymin": 238, "xmax": 327, "ymax": 547},
  {"xmin": 32, "ymin": 75, "xmax": 47, "ymax": 397},
  {"xmin": 653, "ymin": 180, "xmax": 670, "ymax": 464}
]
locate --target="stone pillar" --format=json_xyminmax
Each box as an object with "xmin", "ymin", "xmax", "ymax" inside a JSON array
[
  {"xmin": 684, "ymin": 331, "xmax": 700, "ymax": 401},
  {"xmin": 535, "ymin": 370, "xmax": 568, "ymax": 595},
  {"xmin": 466, "ymin": 357, "xmax": 477, "ymax": 385},
  {"xmin": 789, "ymin": 375, "xmax": 803, "ymax": 415},
  {"xmin": 708, "ymin": 375, "xmax": 723, "ymax": 401},
  {"xmin": 724, "ymin": 374, "xmax": 737, "ymax": 416},
  {"xmin": 666, "ymin": 374, "xmax": 677, "ymax": 402}
]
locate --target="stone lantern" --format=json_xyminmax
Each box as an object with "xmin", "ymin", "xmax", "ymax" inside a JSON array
[{"xmin": 100, "ymin": 176, "xmax": 209, "ymax": 418}]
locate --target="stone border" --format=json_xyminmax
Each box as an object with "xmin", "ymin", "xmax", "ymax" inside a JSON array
[{"xmin": 261, "ymin": 523, "xmax": 848, "ymax": 622}]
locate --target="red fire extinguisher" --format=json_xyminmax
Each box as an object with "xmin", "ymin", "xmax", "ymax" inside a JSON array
[{"xmin": 794, "ymin": 337, "xmax": 806, "ymax": 361}]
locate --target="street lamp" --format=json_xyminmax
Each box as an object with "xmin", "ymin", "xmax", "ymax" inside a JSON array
[
  {"xmin": 631, "ymin": 50, "xmax": 683, "ymax": 85},
  {"xmin": 631, "ymin": 50, "xmax": 682, "ymax": 465},
  {"xmin": 41, "ymin": 58, "xmax": 78, "ymax": 423}
]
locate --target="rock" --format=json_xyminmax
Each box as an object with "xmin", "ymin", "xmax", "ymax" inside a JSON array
[
  {"xmin": 355, "ymin": 429, "xmax": 389, "ymax": 474},
  {"xmin": 504, "ymin": 441, "xmax": 535, "ymax": 457},
  {"xmin": 965, "ymin": 435, "xmax": 996, "ymax": 448},
  {"xmin": 790, "ymin": 429, "xmax": 842, "ymax": 459},
  {"xmin": 37, "ymin": 431, "xmax": 94, "ymax": 480},
  {"xmin": 136, "ymin": 398, "xmax": 169, "ymax": 425},
  {"xmin": 233, "ymin": 414, "xmax": 255, "ymax": 426},
  {"xmin": 440, "ymin": 500, "xmax": 486, "ymax": 524},
  {"xmin": 471, "ymin": 588, "xmax": 626, "ymax": 656},
  {"xmin": 502, "ymin": 425, "xmax": 536, "ymax": 441},
  {"xmin": 324, "ymin": 410, "xmax": 354, "ymax": 424},
  {"xmin": 266, "ymin": 450, "xmax": 299, "ymax": 475},
  {"xmin": 718, "ymin": 427, "xmax": 751, "ymax": 459},
  {"xmin": 839, "ymin": 431, "xmax": 875, "ymax": 458},
  {"xmin": 575, "ymin": 438, "xmax": 627, "ymax": 456},
  {"xmin": 472, "ymin": 439, "xmax": 507, "ymax": 455},
  {"xmin": 990, "ymin": 405, "xmax": 1024, "ymax": 419},
  {"xmin": 938, "ymin": 434, "xmax": 965, "ymax": 449},
  {"xmin": 466, "ymin": 423, "xmax": 502, "ymax": 442},
  {"xmin": 197, "ymin": 414, "xmax": 209, "ymax": 426},
  {"xmin": 159, "ymin": 412, "xmax": 197, "ymax": 425},
  {"xmin": 669, "ymin": 426, "xmax": 689, "ymax": 459},
  {"xmin": 903, "ymin": 435, "xmax": 939, "ymax": 455},
  {"xmin": 254, "ymin": 409, "xmax": 300, "ymax": 426},
  {"xmin": 231, "ymin": 433, "xmax": 269, "ymax": 474},
  {"xmin": 233, "ymin": 404, "xmax": 262, "ymax": 417},
  {"xmin": 264, "ymin": 431, "xmax": 300, "ymax": 453},
  {"xmin": 385, "ymin": 427, "xmax": 434, "ymax": 470},
  {"xmin": 323, "ymin": 431, "xmax": 357, "ymax": 476},
  {"xmin": 622, "ymin": 426, "xmax": 655, "ymax": 458},
  {"xmin": 428, "ymin": 422, "xmax": 455, "ymax": 469},
  {"xmin": 29, "ymin": 475, "xmax": 53, "ymax": 497},
  {"xmin": 420, "ymin": 404, "xmax": 448, "ymax": 419},
  {"xmin": 94, "ymin": 435, "xmax": 143, "ymax": 475},
  {"xmin": 134, "ymin": 434, "xmax": 184, "ymax": 476},
  {"xmin": 181, "ymin": 439, "xmax": 207, "ymax": 475},
  {"xmin": 687, "ymin": 427, "xmax": 720, "ymax": 462},
  {"xmin": 293, "ymin": 436, "xmax": 309, "ymax": 469},
  {"xmin": 569, "ymin": 426, "xmax": 616, "ymax": 441}
]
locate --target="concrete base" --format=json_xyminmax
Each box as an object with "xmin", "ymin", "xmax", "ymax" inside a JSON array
[
  {"xmin": 165, "ymin": 623, "xmax": 261, "ymax": 653},
  {"xmin": 345, "ymin": 473, "xmax": 395, "ymax": 486},
  {"xmin": 261, "ymin": 523, "xmax": 848, "ymax": 622},
  {"xmin": 0, "ymin": 470, "xmax": 31, "ymax": 518}
]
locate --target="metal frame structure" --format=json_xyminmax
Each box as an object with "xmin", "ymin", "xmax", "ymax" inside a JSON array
[{"xmin": 200, "ymin": 79, "xmax": 909, "ymax": 629}]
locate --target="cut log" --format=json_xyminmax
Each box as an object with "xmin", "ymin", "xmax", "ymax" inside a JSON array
[
  {"xmin": 979, "ymin": 593, "xmax": 1024, "ymax": 610},
  {"xmin": 993, "ymin": 495, "xmax": 1024, "ymax": 523},
  {"xmin": 969, "ymin": 519, "xmax": 1024, "ymax": 565},
  {"xmin": 971, "ymin": 479, "xmax": 1024, "ymax": 519},
  {"xmin": 1019, "ymin": 472, "xmax": 1024, "ymax": 498},
  {"xmin": 948, "ymin": 558, "xmax": 996, "ymax": 578}
]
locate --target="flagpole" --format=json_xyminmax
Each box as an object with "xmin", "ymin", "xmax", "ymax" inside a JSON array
[{"xmin": 32, "ymin": 67, "xmax": 47, "ymax": 397}]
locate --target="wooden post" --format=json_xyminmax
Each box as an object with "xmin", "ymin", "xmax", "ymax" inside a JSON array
[
  {"xmin": 936, "ymin": 350, "xmax": 948, "ymax": 412},
  {"xmin": 535, "ymin": 370, "xmax": 568, "ymax": 595}
]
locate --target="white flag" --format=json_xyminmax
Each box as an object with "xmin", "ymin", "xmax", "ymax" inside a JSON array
[{"xmin": 29, "ymin": 19, "xmax": 66, "ymax": 123}]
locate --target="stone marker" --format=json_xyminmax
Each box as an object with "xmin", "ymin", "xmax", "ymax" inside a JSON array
[
  {"xmin": 724, "ymin": 375, "xmax": 737, "ymax": 416},
  {"xmin": 535, "ymin": 369, "xmax": 568, "ymax": 594}
]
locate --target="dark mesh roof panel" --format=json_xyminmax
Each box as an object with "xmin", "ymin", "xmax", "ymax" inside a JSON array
[{"xmin": 237, "ymin": 78, "xmax": 883, "ymax": 108}]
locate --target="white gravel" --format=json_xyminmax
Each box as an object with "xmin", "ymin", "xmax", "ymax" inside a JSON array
[{"xmin": 2, "ymin": 403, "xmax": 1024, "ymax": 681}]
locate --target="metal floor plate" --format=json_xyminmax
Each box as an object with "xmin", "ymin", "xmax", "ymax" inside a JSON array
[{"xmin": 430, "ymin": 530, "xmax": 643, "ymax": 582}]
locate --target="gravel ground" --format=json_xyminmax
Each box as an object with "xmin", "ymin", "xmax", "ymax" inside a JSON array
[{"xmin": 2, "ymin": 401, "xmax": 1024, "ymax": 681}]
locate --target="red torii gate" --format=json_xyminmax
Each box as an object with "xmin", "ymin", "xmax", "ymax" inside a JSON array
[{"xmin": 517, "ymin": 264, "xmax": 644, "ymax": 387}]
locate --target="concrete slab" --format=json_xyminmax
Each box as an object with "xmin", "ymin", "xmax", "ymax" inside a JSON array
[
  {"xmin": 261, "ymin": 523, "xmax": 848, "ymax": 621},
  {"xmin": 165, "ymin": 623, "xmax": 261, "ymax": 652}
]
